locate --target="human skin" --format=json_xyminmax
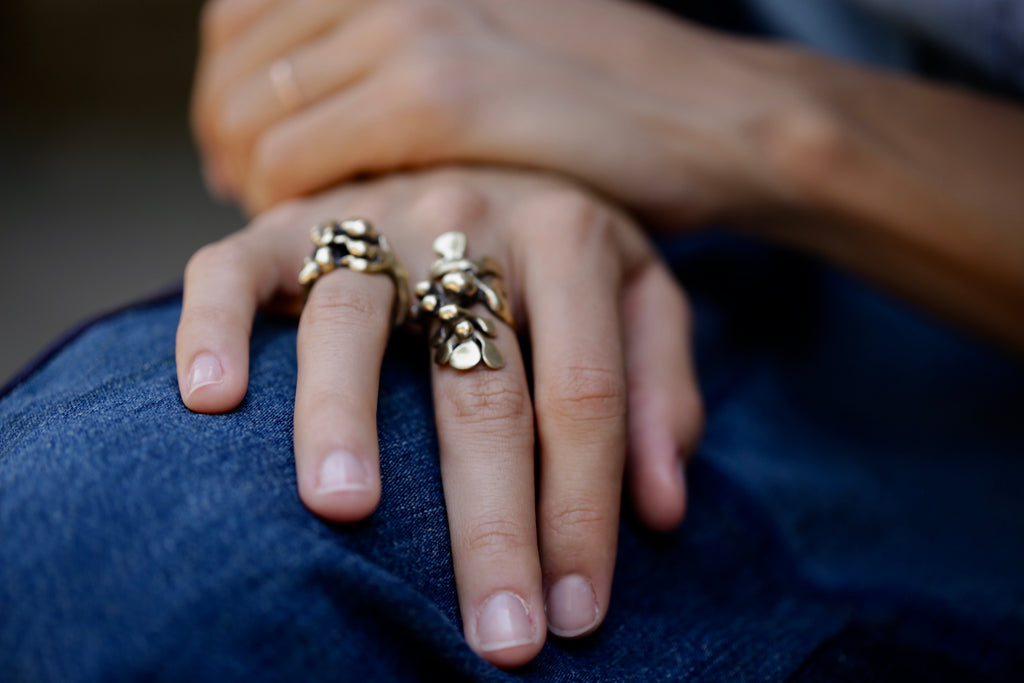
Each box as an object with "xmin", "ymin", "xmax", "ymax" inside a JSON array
[
  {"xmin": 175, "ymin": 167, "xmax": 703, "ymax": 668},
  {"xmin": 192, "ymin": 0, "xmax": 1024, "ymax": 351},
  {"xmin": 183, "ymin": 0, "xmax": 1024, "ymax": 668}
]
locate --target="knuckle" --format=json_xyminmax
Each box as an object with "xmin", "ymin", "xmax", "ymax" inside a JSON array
[
  {"xmin": 185, "ymin": 239, "xmax": 246, "ymax": 284},
  {"xmin": 179, "ymin": 302, "xmax": 240, "ymax": 332},
  {"xmin": 540, "ymin": 364, "xmax": 626, "ymax": 425},
  {"xmin": 411, "ymin": 181, "xmax": 490, "ymax": 234},
  {"xmin": 522, "ymin": 192, "xmax": 615, "ymax": 257},
  {"xmin": 457, "ymin": 517, "xmax": 533, "ymax": 558},
  {"xmin": 303, "ymin": 287, "xmax": 386, "ymax": 331},
  {"xmin": 542, "ymin": 497, "xmax": 612, "ymax": 543},
  {"xmin": 393, "ymin": 49, "xmax": 473, "ymax": 134},
  {"xmin": 439, "ymin": 371, "xmax": 530, "ymax": 427},
  {"xmin": 250, "ymin": 198, "xmax": 309, "ymax": 234},
  {"xmin": 528, "ymin": 191, "xmax": 606, "ymax": 231},
  {"xmin": 251, "ymin": 131, "xmax": 294, "ymax": 191}
]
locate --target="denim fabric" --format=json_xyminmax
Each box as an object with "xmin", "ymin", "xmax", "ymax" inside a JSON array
[
  {"xmin": 2, "ymin": 234, "xmax": 1022, "ymax": 681},
  {"xmin": 742, "ymin": 0, "xmax": 915, "ymax": 69},
  {"xmin": 850, "ymin": 0, "xmax": 1024, "ymax": 90}
]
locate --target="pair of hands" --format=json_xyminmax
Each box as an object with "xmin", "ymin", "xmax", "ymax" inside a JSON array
[
  {"xmin": 181, "ymin": 0, "xmax": 824, "ymax": 668},
  {"xmin": 182, "ymin": 0, "xmax": 1024, "ymax": 664}
]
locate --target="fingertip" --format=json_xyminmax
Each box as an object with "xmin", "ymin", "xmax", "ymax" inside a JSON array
[
  {"xmin": 478, "ymin": 639, "xmax": 546, "ymax": 671},
  {"xmin": 179, "ymin": 351, "xmax": 248, "ymax": 414},
  {"xmin": 636, "ymin": 470, "xmax": 687, "ymax": 533},
  {"xmin": 628, "ymin": 429, "xmax": 688, "ymax": 532},
  {"xmin": 201, "ymin": 157, "xmax": 235, "ymax": 202},
  {"xmin": 621, "ymin": 262, "xmax": 701, "ymax": 532},
  {"xmin": 625, "ymin": 379, "xmax": 698, "ymax": 531},
  {"xmin": 545, "ymin": 573, "xmax": 603, "ymax": 639},
  {"xmin": 297, "ymin": 449, "xmax": 382, "ymax": 523},
  {"xmin": 470, "ymin": 591, "xmax": 546, "ymax": 669}
]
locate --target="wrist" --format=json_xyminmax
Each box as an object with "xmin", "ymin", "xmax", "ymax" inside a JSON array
[
  {"xmin": 644, "ymin": 45, "xmax": 860, "ymax": 231},
  {"xmin": 738, "ymin": 92, "xmax": 862, "ymax": 230}
]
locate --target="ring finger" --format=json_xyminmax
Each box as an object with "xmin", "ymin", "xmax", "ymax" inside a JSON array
[
  {"xmin": 194, "ymin": 0, "xmax": 371, "ymax": 189},
  {"xmin": 213, "ymin": 3, "xmax": 409, "ymax": 192}
]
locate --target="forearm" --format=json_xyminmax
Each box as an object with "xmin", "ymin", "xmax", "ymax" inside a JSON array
[{"xmin": 726, "ymin": 54, "xmax": 1024, "ymax": 352}]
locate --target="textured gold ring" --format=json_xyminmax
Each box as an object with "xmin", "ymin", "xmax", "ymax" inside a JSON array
[
  {"xmin": 412, "ymin": 231, "xmax": 514, "ymax": 371},
  {"xmin": 298, "ymin": 219, "xmax": 409, "ymax": 327}
]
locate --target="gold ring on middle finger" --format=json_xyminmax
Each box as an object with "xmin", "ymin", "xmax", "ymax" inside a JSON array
[{"xmin": 412, "ymin": 231, "xmax": 515, "ymax": 371}]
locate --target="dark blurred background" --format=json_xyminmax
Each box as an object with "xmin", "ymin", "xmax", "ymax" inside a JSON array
[{"xmin": 0, "ymin": 0, "xmax": 241, "ymax": 384}]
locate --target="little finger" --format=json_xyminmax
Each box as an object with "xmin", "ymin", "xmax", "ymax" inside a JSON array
[{"xmin": 623, "ymin": 262, "xmax": 703, "ymax": 532}]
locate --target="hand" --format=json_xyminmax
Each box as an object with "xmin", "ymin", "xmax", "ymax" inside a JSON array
[
  {"xmin": 192, "ymin": 0, "xmax": 794, "ymax": 225},
  {"xmin": 175, "ymin": 166, "xmax": 703, "ymax": 667},
  {"xmin": 196, "ymin": 0, "xmax": 1024, "ymax": 350}
]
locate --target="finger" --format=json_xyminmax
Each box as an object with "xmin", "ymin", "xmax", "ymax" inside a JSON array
[
  {"xmin": 216, "ymin": 6, "xmax": 402, "ymax": 195},
  {"xmin": 623, "ymin": 262, "xmax": 703, "ymax": 532},
  {"xmin": 199, "ymin": 0, "xmax": 283, "ymax": 56},
  {"xmin": 193, "ymin": 0, "xmax": 367, "ymax": 176},
  {"xmin": 434, "ymin": 336, "xmax": 545, "ymax": 667},
  {"xmin": 176, "ymin": 226, "xmax": 295, "ymax": 413},
  {"xmin": 293, "ymin": 264, "xmax": 396, "ymax": 522},
  {"xmin": 240, "ymin": 49, "xmax": 650, "ymax": 215},
  {"xmin": 411, "ymin": 186, "xmax": 546, "ymax": 667},
  {"xmin": 517, "ymin": 194, "xmax": 629, "ymax": 639},
  {"xmin": 243, "ymin": 56, "xmax": 470, "ymax": 212}
]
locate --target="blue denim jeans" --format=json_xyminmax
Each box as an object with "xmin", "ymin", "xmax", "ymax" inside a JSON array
[{"xmin": 2, "ymin": 234, "xmax": 1022, "ymax": 681}]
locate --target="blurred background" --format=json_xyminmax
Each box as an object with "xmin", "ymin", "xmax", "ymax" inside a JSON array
[{"xmin": 0, "ymin": 0, "xmax": 241, "ymax": 384}]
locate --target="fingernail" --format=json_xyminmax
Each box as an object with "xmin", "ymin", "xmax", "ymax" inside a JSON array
[
  {"xmin": 187, "ymin": 353, "xmax": 223, "ymax": 397},
  {"xmin": 476, "ymin": 592, "xmax": 536, "ymax": 652},
  {"xmin": 546, "ymin": 574, "xmax": 599, "ymax": 638},
  {"xmin": 317, "ymin": 450, "xmax": 369, "ymax": 493}
]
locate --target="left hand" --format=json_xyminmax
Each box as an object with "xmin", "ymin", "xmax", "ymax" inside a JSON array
[{"xmin": 175, "ymin": 166, "xmax": 703, "ymax": 667}]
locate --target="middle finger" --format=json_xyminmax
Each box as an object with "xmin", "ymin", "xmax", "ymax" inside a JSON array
[{"xmin": 409, "ymin": 185, "xmax": 546, "ymax": 668}]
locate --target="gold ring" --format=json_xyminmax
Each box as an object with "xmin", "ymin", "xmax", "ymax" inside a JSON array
[
  {"xmin": 298, "ymin": 219, "xmax": 409, "ymax": 327},
  {"xmin": 412, "ymin": 232, "xmax": 514, "ymax": 370}
]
